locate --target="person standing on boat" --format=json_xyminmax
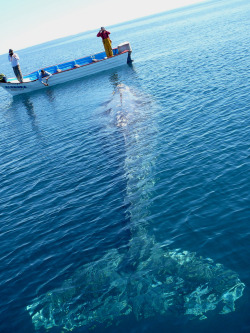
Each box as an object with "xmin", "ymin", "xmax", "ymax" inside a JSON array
[
  {"xmin": 8, "ymin": 49, "xmax": 23, "ymax": 83},
  {"xmin": 97, "ymin": 27, "xmax": 113, "ymax": 57}
]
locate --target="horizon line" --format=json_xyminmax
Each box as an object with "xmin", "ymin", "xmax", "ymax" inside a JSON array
[{"xmin": 0, "ymin": 0, "xmax": 212, "ymax": 57}]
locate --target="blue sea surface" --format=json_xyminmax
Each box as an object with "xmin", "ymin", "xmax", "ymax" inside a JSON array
[{"xmin": 0, "ymin": 0, "xmax": 249, "ymax": 332}]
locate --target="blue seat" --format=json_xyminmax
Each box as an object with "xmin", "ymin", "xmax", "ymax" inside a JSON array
[
  {"xmin": 58, "ymin": 61, "xmax": 76, "ymax": 71},
  {"xmin": 94, "ymin": 52, "xmax": 106, "ymax": 60},
  {"xmin": 23, "ymin": 71, "xmax": 39, "ymax": 81},
  {"xmin": 44, "ymin": 66, "xmax": 57, "ymax": 74},
  {"xmin": 76, "ymin": 59, "xmax": 89, "ymax": 66}
]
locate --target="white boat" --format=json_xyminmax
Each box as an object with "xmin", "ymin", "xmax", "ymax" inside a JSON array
[{"xmin": 0, "ymin": 42, "xmax": 133, "ymax": 96}]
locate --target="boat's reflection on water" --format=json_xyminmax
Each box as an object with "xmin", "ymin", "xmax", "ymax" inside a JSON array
[
  {"xmin": 10, "ymin": 88, "xmax": 55, "ymax": 141},
  {"xmin": 22, "ymin": 96, "xmax": 35, "ymax": 115},
  {"xmin": 22, "ymin": 96, "xmax": 45, "ymax": 142},
  {"xmin": 109, "ymin": 71, "xmax": 122, "ymax": 91},
  {"xmin": 44, "ymin": 87, "xmax": 56, "ymax": 103}
]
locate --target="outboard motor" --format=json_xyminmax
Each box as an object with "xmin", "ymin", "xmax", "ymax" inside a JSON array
[{"xmin": 118, "ymin": 42, "xmax": 133, "ymax": 63}]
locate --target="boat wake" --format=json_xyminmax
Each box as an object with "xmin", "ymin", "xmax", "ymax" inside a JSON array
[{"xmin": 26, "ymin": 84, "xmax": 245, "ymax": 331}]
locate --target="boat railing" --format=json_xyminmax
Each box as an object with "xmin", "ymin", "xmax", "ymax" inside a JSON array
[{"xmin": 11, "ymin": 47, "xmax": 127, "ymax": 82}]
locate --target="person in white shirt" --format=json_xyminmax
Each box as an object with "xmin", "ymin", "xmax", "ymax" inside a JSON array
[
  {"xmin": 8, "ymin": 49, "xmax": 23, "ymax": 83},
  {"xmin": 38, "ymin": 69, "xmax": 52, "ymax": 86}
]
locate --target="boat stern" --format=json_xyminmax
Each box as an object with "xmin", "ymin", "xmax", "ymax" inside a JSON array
[{"xmin": 117, "ymin": 42, "xmax": 133, "ymax": 63}]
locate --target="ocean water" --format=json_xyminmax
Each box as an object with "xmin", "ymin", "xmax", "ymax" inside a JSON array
[{"xmin": 0, "ymin": 0, "xmax": 250, "ymax": 332}]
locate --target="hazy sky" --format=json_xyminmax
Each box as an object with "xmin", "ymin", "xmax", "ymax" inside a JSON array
[{"xmin": 0, "ymin": 0, "xmax": 207, "ymax": 55}]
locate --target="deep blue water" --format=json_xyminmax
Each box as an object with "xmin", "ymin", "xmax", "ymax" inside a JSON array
[{"xmin": 0, "ymin": 0, "xmax": 250, "ymax": 332}]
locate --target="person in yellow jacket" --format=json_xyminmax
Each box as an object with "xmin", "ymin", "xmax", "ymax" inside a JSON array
[{"xmin": 97, "ymin": 27, "xmax": 113, "ymax": 57}]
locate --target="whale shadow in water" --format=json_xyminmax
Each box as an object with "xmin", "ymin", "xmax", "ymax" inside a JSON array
[{"xmin": 26, "ymin": 84, "xmax": 245, "ymax": 331}]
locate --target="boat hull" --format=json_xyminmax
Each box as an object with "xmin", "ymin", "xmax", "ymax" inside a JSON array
[{"xmin": 1, "ymin": 51, "xmax": 131, "ymax": 96}]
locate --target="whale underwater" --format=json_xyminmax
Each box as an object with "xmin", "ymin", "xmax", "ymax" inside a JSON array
[{"xmin": 26, "ymin": 84, "xmax": 245, "ymax": 331}]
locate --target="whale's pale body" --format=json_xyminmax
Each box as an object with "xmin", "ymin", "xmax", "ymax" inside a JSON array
[{"xmin": 27, "ymin": 85, "xmax": 245, "ymax": 331}]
